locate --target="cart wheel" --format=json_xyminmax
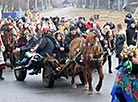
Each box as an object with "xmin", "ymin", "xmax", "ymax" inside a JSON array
[
  {"xmin": 42, "ymin": 67, "xmax": 55, "ymax": 88},
  {"xmin": 14, "ymin": 68, "xmax": 27, "ymax": 81},
  {"xmin": 79, "ymin": 71, "xmax": 85, "ymax": 85}
]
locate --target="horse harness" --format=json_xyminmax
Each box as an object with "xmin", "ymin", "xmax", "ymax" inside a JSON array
[{"xmin": 73, "ymin": 37, "xmax": 104, "ymax": 65}]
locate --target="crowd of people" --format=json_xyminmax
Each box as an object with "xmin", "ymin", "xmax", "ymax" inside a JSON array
[{"xmin": 0, "ymin": 11, "xmax": 138, "ymax": 101}]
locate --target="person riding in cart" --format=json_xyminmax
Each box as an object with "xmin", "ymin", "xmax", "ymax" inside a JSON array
[{"xmin": 29, "ymin": 30, "xmax": 55, "ymax": 75}]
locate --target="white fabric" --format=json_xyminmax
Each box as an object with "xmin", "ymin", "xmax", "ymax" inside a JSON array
[{"xmin": 0, "ymin": 36, "xmax": 5, "ymax": 65}]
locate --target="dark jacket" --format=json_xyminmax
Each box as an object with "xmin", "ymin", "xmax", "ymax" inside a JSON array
[
  {"xmin": 54, "ymin": 40, "xmax": 65, "ymax": 59},
  {"xmin": 20, "ymin": 36, "xmax": 37, "ymax": 52},
  {"xmin": 126, "ymin": 26, "xmax": 136, "ymax": 46},
  {"xmin": 124, "ymin": 17, "xmax": 134, "ymax": 28},
  {"xmin": 115, "ymin": 32, "xmax": 125, "ymax": 55},
  {"xmin": 77, "ymin": 21, "xmax": 87, "ymax": 33},
  {"xmin": 36, "ymin": 35, "xmax": 54, "ymax": 57},
  {"xmin": 16, "ymin": 36, "xmax": 27, "ymax": 47},
  {"xmin": 64, "ymin": 33, "xmax": 81, "ymax": 53}
]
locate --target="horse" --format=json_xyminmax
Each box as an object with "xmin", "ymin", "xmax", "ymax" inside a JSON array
[
  {"xmin": 69, "ymin": 32, "xmax": 104, "ymax": 94},
  {"xmin": 0, "ymin": 24, "xmax": 16, "ymax": 69}
]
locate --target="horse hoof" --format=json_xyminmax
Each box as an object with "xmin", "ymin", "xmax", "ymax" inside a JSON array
[
  {"xmin": 85, "ymin": 86, "xmax": 89, "ymax": 90},
  {"xmin": 85, "ymin": 83, "xmax": 89, "ymax": 89},
  {"xmin": 88, "ymin": 91, "xmax": 93, "ymax": 95},
  {"xmin": 72, "ymin": 84, "xmax": 77, "ymax": 88}
]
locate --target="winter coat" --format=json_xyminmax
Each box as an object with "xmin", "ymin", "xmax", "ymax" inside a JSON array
[
  {"xmin": 64, "ymin": 33, "xmax": 81, "ymax": 53},
  {"xmin": 54, "ymin": 40, "xmax": 66, "ymax": 59},
  {"xmin": 77, "ymin": 21, "xmax": 87, "ymax": 33},
  {"xmin": 16, "ymin": 35, "xmax": 27, "ymax": 47},
  {"xmin": 115, "ymin": 30, "xmax": 126, "ymax": 56},
  {"xmin": 20, "ymin": 36, "xmax": 37, "ymax": 52},
  {"xmin": 0, "ymin": 38, "xmax": 5, "ymax": 67},
  {"xmin": 126, "ymin": 26, "xmax": 136, "ymax": 46},
  {"xmin": 124, "ymin": 17, "xmax": 134, "ymax": 28},
  {"xmin": 36, "ymin": 35, "xmax": 54, "ymax": 57}
]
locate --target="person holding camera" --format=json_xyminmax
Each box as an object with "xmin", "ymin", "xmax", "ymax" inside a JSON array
[
  {"xmin": 124, "ymin": 12, "xmax": 134, "ymax": 29},
  {"xmin": 126, "ymin": 20, "xmax": 137, "ymax": 46}
]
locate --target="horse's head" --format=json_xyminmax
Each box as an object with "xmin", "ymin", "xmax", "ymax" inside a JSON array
[
  {"xmin": 82, "ymin": 32, "xmax": 98, "ymax": 47},
  {"xmin": 82, "ymin": 32, "xmax": 102, "ymax": 61}
]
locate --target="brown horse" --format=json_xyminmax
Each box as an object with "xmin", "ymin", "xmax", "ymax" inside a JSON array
[
  {"xmin": 69, "ymin": 32, "xmax": 104, "ymax": 94},
  {"xmin": 1, "ymin": 24, "xmax": 16, "ymax": 69}
]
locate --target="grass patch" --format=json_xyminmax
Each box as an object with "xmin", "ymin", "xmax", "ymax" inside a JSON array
[
  {"xmin": 41, "ymin": 8, "xmax": 138, "ymax": 27},
  {"xmin": 68, "ymin": 8, "xmax": 127, "ymax": 27}
]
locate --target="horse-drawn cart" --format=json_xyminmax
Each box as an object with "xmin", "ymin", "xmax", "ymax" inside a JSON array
[{"xmin": 14, "ymin": 52, "xmax": 85, "ymax": 88}]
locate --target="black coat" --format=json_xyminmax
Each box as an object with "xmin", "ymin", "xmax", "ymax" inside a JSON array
[
  {"xmin": 124, "ymin": 18, "xmax": 134, "ymax": 28},
  {"xmin": 126, "ymin": 26, "xmax": 136, "ymax": 46},
  {"xmin": 77, "ymin": 22, "xmax": 87, "ymax": 33},
  {"xmin": 115, "ymin": 33, "xmax": 125, "ymax": 55},
  {"xmin": 20, "ymin": 37, "xmax": 37, "ymax": 52},
  {"xmin": 36, "ymin": 35, "xmax": 54, "ymax": 57},
  {"xmin": 54, "ymin": 40, "xmax": 65, "ymax": 59},
  {"xmin": 16, "ymin": 36, "xmax": 27, "ymax": 47}
]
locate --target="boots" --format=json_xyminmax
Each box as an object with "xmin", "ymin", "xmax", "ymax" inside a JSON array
[
  {"xmin": 0, "ymin": 69, "xmax": 4, "ymax": 80},
  {"xmin": 29, "ymin": 61, "xmax": 41, "ymax": 75},
  {"xmin": 29, "ymin": 70, "xmax": 40, "ymax": 75},
  {"xmin": 108, "ymin": 56, "xmax": 112, "ymax": 73}
]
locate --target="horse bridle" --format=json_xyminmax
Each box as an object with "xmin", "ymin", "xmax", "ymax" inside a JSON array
[{"xmin": 82, "ymin": 38, "xmax": 104, "ymax": 62}]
